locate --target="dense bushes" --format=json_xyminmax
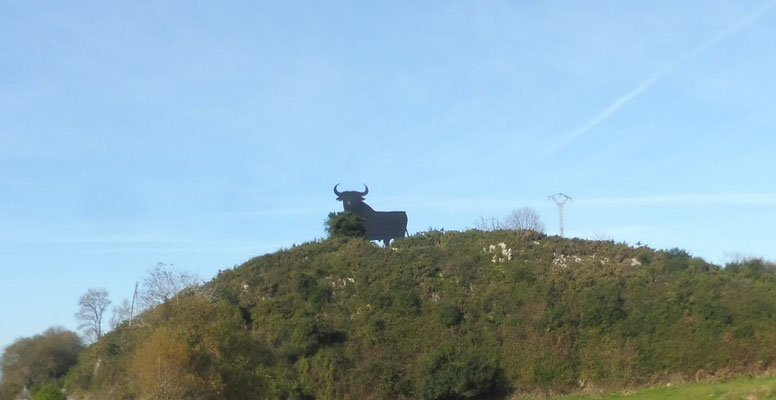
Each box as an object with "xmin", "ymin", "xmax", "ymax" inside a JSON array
[
  {"xmin": 325, "ymin": 211, "xmax": 366, "ymax": 239},
  {"xmin": 418, "ymin": 346, "xmax": 502, "ymax": 399},
  {"xmin": 0, "ymin": 327, "xmax": 82, "ymax": 400},
  {"xmin": 64, "ymin": 230, "xmax": 776, "ymax": 399},
  {"xmin": 437, "ymin": 303, "xmax": 464, "ymax": 326},
  {"xmin": 32, "ymin": 382, "xmax": 67, "ymax": 400}
]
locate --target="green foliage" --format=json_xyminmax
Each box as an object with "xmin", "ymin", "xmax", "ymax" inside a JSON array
[
  {"xmin": 579, "ymin": 282, "xmax": 626, "ymax": 329},
  {"xmin": 64, "ymin": 295, "xmax": 275, "ymax": 400},
  {"xmin": 635, "ymin": 248, "xmax": 654, "ymax": 264},
  {"xmin": 662, "ymin": 247, "xmax": 692, "ymax": 272},
  {"xmin": 32, "ymin": 382, "xmax": 66, "ymax": 400},
  {"xmin": 726, "ymin": 257, "xmax": 776, "ymax": 278},
  {"xmin": 0, "ymin": 327, "xmax": 81, "ymax": 400},
  {"xmin": 63, "ymin": 231, "xmax": 776, "ymax": 399},
  {"xmin": 437, "ymin": 303, "xmax": 464, "ymax": 326},
  {"xmin": 325, "ymin": 211, "xmax": 367, "ymax": 238},
  {"xmin": 417, "ymin": 346, "xmax": 501, "ymax": 399},
  {"xmin": 295, "ymin": 273, "xmax": 331, "ymax": 309},
  {"xmin": 280, "ymin": 315, "xmax": 345, "ymax": 361}
]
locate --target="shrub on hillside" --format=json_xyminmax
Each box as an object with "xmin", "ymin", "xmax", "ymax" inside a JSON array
[
  {"xmin": 437, "ymin": 303, "xmax": 464, "ymax": 326},
  {"xmin": 295, "ymin": 273, "xmax": 331, "ymax": 309},
  {"xmin": 0, "ymin": 328, "xmax": 82, "ymax": 399},
  {"xmin": 418, "ymin": 346, "xmax": 501, "ymax": 400},
  {"xmin": 32, "ymin": 382, "xmax": 66, "ymax": 400},
  {"xmin": 726, "ymin": 257, "xmax": 776, "ymax": 278},
  {"xmin": 62, "ymin": 229, "xmax": 776, "ymax": 398},
  {"xmin": 325, "ymin": 211, "xmax": 366, "ymax": 239}
]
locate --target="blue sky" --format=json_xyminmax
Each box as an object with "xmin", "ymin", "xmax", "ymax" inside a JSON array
[{"xmin": 2, "ymin": 0, "xmax": 775, "ymax": 351}]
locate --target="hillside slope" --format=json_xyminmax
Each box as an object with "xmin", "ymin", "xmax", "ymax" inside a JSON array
[{"xmin": 66, "ymin": 230, "xmax": 776, "ymax": 399}]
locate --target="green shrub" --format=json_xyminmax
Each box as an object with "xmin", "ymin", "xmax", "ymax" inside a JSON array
[
  {"xmin": 295, "ymin": 273, "xmax": 331, "ymax": 309},
  {"xmin": 580, "ymin": 283, "xmax": 626, "ymax": 328},
  {"xmin": 33, "ymin": 382, "xmax": 66, "ymax": 400},
  {"xmin": 437, "ymin": 303, "xmax": 464, "ymax": 326},
  {"xmin": 532, "ymin": 358, "xmax": 577, "ymax": 386},
  {"xmin": 635, "ymin": 249, "xmax": 653, "ymax": 264},
  {"xmin": 726, "ymin": 258, "xmax": 776, "ymax": 278},
  {"xmin": 663, "ymin": 248, "xmax": 691, "ymax": 272},
  {"xmin": 281, "ymin": 316, "xmax": 346, "ymax": 361},
  {"xmin": 418, "ymin": 346, "xmax": 500, "ymax": 400},
  {"xmin": 325, "ymin": 211, "xmax": 366, "ymax": 238},
  {"xmin": 1, "ymin": 328, "xmax": 82, "ymax": 399},
  {"xmin": 538, "ymin": 304, "xmax": 578, "ymax": 332}
]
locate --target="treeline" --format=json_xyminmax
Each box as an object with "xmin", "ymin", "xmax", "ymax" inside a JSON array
[
  {"xmin": 0, "ymin": 263, "xmax": 202, "ymax": 400},
  {"xmin": 0, "ymin": 328, "xmax": 81, "ymax": 400},
  {"xmin": 5, "ymin": 230, "xmax": 776, "ymax": 399}
]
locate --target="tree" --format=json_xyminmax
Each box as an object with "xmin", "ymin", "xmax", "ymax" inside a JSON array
[
  {"xmin": 110, "ymin": 298, "xmax": 133, "ymax": 329},
  {"xmin": 32, "ymin": 382, "xmax": 66, "ymax": 400},
  {"xmin": 475, "ymin": 207, "xmax": 545, "ymax": 232},
  {"xmin": 75, "ymin": 288, "xmax": 111, "ymax": 341},
  {"xmin": 0, "ymin": 328, "xmax": 82, "ymax": 399},
  {"xmin": 502, "ymin": 207, "xmax": 545, "ymax": 232},
  {"xmin": 418, "ymin": 346, "xmax": 500, "ymax": 400},
  {"xmin": 130, "ymin": 328, "xmax": 206, "ymax": 400},
  {"xmin": 325, "ymin": 211, "xmax": 367, "ymax": 239},
  {"xmin": 139, "ymin": 263, "xmax": 200, "ymax": 309}
]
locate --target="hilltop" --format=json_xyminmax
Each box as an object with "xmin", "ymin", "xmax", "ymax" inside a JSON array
[{"xmin": 64, "ymin": 230, "xmax": 776, "ymax": 399}]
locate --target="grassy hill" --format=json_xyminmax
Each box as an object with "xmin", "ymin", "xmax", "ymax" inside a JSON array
[{"xmin": 64, "ymin": 230, "xmax": 776, "ymax": 399}]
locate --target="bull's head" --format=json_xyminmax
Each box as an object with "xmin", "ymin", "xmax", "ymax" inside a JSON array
[{"xmin": 334, "ymin": 184, "xmax": 368, "ymax": 211}]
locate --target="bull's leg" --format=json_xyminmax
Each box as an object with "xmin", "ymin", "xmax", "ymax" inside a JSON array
[{"xmin": 383, "ymin": 238, "xmax": 391, "ymax": 247}]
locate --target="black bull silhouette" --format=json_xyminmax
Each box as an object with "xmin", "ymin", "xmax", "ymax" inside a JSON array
[{"xmin": 334, "ymin": 184, "xmax": 408, "ymax": 246}]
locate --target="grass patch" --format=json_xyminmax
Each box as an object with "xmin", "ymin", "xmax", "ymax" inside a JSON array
[{"xmin": 547, "ymin": 376, "xmax": 776, "ymax": 399}]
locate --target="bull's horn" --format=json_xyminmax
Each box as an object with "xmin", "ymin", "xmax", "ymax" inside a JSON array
[
  {"xmin": 359, "ymin": 184, "xmax": 369, "ymax": 196},
  {"xmin": 333, "ymin": 184, "xmax": 342, "ymax": 196}
]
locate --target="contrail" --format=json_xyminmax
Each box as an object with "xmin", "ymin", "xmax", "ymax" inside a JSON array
[{"xmin": 541, "ymin": 0, "xmax": 776, "ymax": 157}]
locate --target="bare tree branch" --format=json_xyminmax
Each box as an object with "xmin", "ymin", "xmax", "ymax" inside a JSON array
[
  {"xmin": 475, "ymin": 207, "xmax": 545, "ymax": 233},
  {"xmin": 139, "ymin": 263, "xmax": 200, "ymax": 309},
  {"xmin": 75, "ymin": 288, "xmax": 111, "ymax": 342},
  {"xmin": 503, "ymin": 207, "xmax": 545, "ymax": 232},
  {"xmin": 110, "ymin": 298, "xmax": 132, "ymax": 330}
]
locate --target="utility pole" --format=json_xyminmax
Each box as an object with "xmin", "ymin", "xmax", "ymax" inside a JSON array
[
  {"xmin": 129, "ymin": 282, "xmax": 138, "ymax": 327},
  {"xmin": 548, "ymin": 193, "xmax": 572, "ymax": 237}
]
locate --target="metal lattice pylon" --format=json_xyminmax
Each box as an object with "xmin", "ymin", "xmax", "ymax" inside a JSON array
[{"xmin": 548, "ymin": 193, "xmax": 572, "ymax": 237}]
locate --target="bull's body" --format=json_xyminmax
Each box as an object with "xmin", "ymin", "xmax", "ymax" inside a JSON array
[{"xmin": 334, "ymin": 185, "xmax": 408, "ymax": 246}]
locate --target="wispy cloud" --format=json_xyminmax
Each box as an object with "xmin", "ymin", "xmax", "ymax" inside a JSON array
[
  {"xmin": 81, "ymin": 243, "xmax": 280, "ymax": 255},
  {"xmin": 541, "ymin": 0, "xmax": 776, "ymax": 157},
  {"xmin": 0, "ymin": 230, "xmax": 284, "ymax": 255},
  {"xmin": 379, "ymin": 192, "xmax": 776, "ymax": 211},
  {"xmin": 576, "ymin": 193, "xmax": 776, "ymax": 208}
]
